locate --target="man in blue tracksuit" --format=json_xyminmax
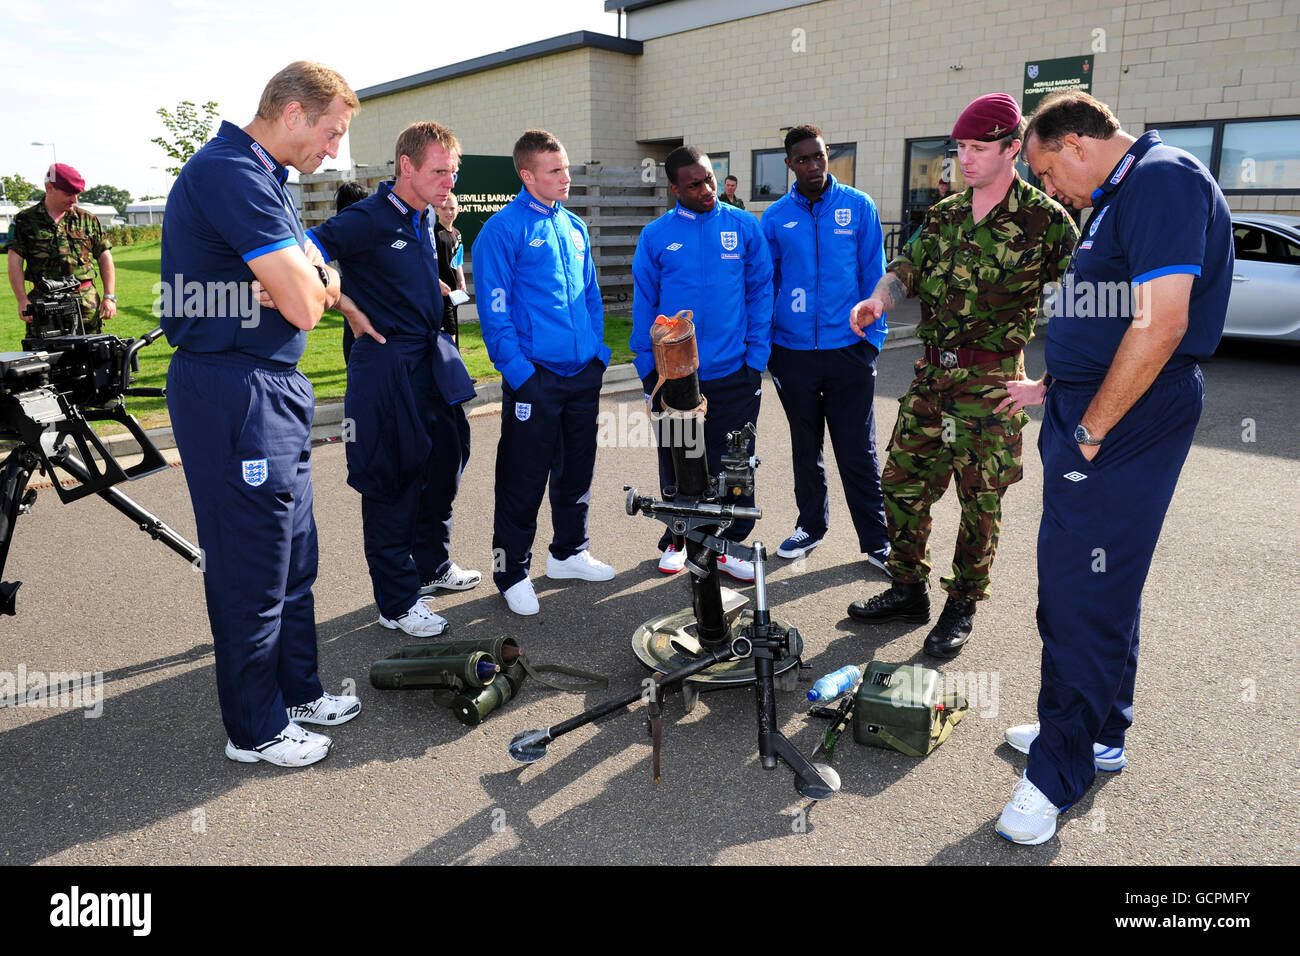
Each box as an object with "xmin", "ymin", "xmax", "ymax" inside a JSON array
[
  {"xmin": 161, "ymin": 62, "xmax": 362, "ymax": 768},
  {"xmin": 307, "ymin": 121, "xmax": 480, "ymax": 639},
  {"xmin": 994, "ymin": 92, "xmax": 1232, "ymax": 844},
  {"xmin": 631, "ymin": 145, "xmax": 774, "ymax": 582},
  {"xmin": 472, "ymin": 129, "xmax": 614, "ymax": 616},
  {"xmin": 760, "ymin": 124, "xmax": 891, "ymax": 571}
]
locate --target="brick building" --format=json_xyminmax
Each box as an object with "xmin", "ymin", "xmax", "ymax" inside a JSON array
[{"xmin": 347, "ymin": 0, "xmax": 1299, "ymax": 231}]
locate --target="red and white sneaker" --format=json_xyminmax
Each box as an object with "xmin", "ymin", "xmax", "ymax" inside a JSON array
[
  {"xmin": 658, "ymin": 544, "xmax": 687, "ymax": 574},
  {"xmin": 716, "ymin": 553, "xmax": 755, "ymax": 582}
]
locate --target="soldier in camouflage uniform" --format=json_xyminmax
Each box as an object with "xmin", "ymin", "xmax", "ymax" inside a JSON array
[
  {"xmin": 5, "ymin": 163, "xmax": 117, "ymax": 334},
  {"xmin": 846, "ymin": 93, "xmax": 1077, "ymax": 658}
]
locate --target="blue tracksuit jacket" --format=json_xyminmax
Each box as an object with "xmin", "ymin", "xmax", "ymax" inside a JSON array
[
  {"xmin": 631, "ymin": 201, "xmax": 773, "ymax": 382},
  {"xmin": 761, "ymin": 175, "xmax": 889, "ymax": 353},
  {"xmin": 471, "ymin": 188, "xmax": 610, "ymax": 389}
]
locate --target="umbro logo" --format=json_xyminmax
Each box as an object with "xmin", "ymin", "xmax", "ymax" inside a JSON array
[
  {"xmin": 783, "ymin": 221, "xmax": 798, "ymax": 229},
  {"xmin": 529, "ymin": 238, "xmax": 546, "ymax": 247},
  {"xmin": 391, "ymin": 240, "xmax": 407, "ymax": 249},
  {"xmin": 1064, "ymin": 471, "xmax": 1087, "ymax": 482},
  {"xmin": 1110, "ymin": 154, "xmax": 1135, "ymax": 184},
  {"xmin": 666, "ymin": 242, "xmax": 682, "ymax": 252}
]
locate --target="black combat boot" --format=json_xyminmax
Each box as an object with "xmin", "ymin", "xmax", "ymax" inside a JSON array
[
  {"xmin": 848, "ymin": 580, "xmax": 931, "ymax": 623},
  {"xmin": 922, "ymin": 596, "xmax": 977, "ymax": 658}
]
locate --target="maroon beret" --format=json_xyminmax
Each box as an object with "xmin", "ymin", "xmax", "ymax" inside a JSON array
[
  {"xmin": 952, "ymin": 94, "xmax": 1022, "ymax": 141},
  {"xmin": 45, "ymin": 163, "xmax": 85, "ymax": 194}
]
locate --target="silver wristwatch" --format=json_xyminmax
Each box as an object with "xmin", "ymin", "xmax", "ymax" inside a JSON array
[{"xmin": 1074, "ymin": 423, "xmax": 1103, "ymax": 446}]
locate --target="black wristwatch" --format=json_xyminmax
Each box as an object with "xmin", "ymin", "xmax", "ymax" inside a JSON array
[
  {"xmin": 314, "ymin": 264, "xmax": 331, "ymax": 289},
  {"xmin": 1074, "ymin": 423, "xmax": 1104, "ymax": 446}
]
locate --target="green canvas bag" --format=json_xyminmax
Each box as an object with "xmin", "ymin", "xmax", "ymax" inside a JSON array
[{"xmin": 852, "ymin": 661, "xmax": 969, "ymax": 757}]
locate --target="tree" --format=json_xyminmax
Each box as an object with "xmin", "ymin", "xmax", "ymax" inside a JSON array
[
  {"xmin": 1, "ymin": 173, "xmax": 42, "ymax": 204},
  {"xmin": 151, "ymin": 100, "xmax": 220, "ymax": 176},
  {"xmin": 81, "ymin": 184, "xmax": 133, "ymax": 216}
]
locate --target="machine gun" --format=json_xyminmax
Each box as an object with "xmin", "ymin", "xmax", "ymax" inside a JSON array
[
  {"xmin": 0, "ymin": 278, "xmax": 200, "ymax": 615},
  {"xmin": 509, "ymin": 312, "xmax": 840, "ymax": 800}
]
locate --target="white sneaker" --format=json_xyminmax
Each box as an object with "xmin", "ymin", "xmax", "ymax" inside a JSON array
[
  {"xmin": 288, "ymin": 692, "xmax": 361, "ymax": 727},
  {"xmin": 777, "ymin": 527, "xmax": 823, "ymax": 559},
  {"xmin": 419, "ymin": 562, "xmax": 482, "ymax": 594},
  {"xmin": 1004, "ymin": 721, "xmax": 1128, "ymax": 771},
  {"xmin": 864, "ymin": 546, "xmax": 891, "ymax": 574},
  {"xmin": 225, "ymin": 722, "xmax": 331, "ymax": 768},
  {"xmin": 997, "ymin": 772, "xmax": 1061, "ymax": 845},
  {"xmin": 378, "ymin": 596, "xmax": 449, "ymax": 637},
  {"xmin": 659, "ymin": 544, "xmax": 687, "ymax": 574},
  {"xmin": 502, "ymin": 578, "xmax": 540, "ymax": 616},
  {"xmin": 716, "ymin": 552, "xmax": 755, "ymax": 582},
  {"xmin": 546, "ymin": 550, "xmax": 615, "ymax": 582}
]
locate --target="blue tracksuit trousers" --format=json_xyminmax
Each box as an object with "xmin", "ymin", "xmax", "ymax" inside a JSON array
[{"xmin": 1028, "ymin": 365, "xmax": 1204, "ymax": 808}]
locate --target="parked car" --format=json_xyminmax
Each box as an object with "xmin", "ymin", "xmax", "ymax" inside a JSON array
[{"xmin": 1223, "ymin": 213, "xmax": 1300, "ymax": 344}]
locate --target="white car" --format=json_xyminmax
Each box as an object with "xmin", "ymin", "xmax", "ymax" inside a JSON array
[{"xmin": 1224, "ymin": 214, "xmax": 1300, "ymax": 344}]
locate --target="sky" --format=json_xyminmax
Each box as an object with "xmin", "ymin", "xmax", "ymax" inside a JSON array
[{"xmin": 0, "ymin": 0, "xmax": 619, "ymax": 203}]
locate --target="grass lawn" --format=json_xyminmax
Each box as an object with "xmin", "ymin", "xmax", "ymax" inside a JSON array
[{"xmin": 1, "ymin": 240, "xmax": 635, "ymax": 432}]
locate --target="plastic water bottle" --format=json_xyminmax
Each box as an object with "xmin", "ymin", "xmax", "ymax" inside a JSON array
[{"xmin": 807, "ymin": 664, "xmax": 863, "ymax": 702}]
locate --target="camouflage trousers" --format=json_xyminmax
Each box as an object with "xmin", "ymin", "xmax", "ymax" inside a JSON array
[
  {"xmin": 78, "ymin": 287, "xmax": 103, "ymax": 334},
  {"xmin": 881, "ymin": 361, "xmax": 1028, "ymax": 601}
]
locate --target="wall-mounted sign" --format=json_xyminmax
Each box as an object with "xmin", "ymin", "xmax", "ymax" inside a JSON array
[
  {"xmin": 453, "ymin": 155, "xmax": 520, "ymax": 249},
  {"xmin": 1023, "ymin": 55, "xmax": 1094, "ymax": 115}
]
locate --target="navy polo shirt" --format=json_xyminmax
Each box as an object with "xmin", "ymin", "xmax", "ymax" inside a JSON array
[
  {"xmin": 307, "ymin": 182, "xmax": 441, "ymax": 339},
  {"xmin": 160, "ymin": 121, "xmax": 310, "ymax": 364},
  {"xmin": 1045, "ymin": 131, "xmax": 1233, "ymax": 384}
]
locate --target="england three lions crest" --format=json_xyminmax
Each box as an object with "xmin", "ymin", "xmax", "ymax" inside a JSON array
[
  {"xmin": 720, "ymin": 231, "xmax": 738, "ymax": 252},
  {"xmin": 242, "ymin": 459, "xmax": 269, "ymax": 487},
  {"xmin": 835, "ymin": 208, "xmax": 852, "ymax": 227}
]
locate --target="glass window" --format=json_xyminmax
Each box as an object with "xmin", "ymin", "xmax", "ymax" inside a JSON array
[
  {"xmin": 905, "ymin": 138, "xmax": 964, "ymax": 206},
  {"xmin": 1156, "ymin": 126, "xmax": 1215, "ymax": 169},
  {"xmin": 708, "ymin": 152, "xmax": 730, "ymax": 183},
  {"xmin": 1235, "ymin": 224, "xmax": 1300, "ymax": 264},
  {"xmin": 751, "ymin": 149, "xmax": 788, "ymax": 202},
  {"xmin": 1219, "ymin": 119, "xmax": 1300, "ymax": 191},
  {"xmin": 1270, "ymin": 230, "xmax": 1300, "ymax": 263},
  {"xmin": 1147, "ymin": 116, "xmax": 1300, "ymax": 193},
  {"xmin": 1232, "ymin": 224, "xmax": 1271, "ymax": 261},
  {"xmin": 828, "ymin": 143, "xmax": 856, "ymax": 187}
]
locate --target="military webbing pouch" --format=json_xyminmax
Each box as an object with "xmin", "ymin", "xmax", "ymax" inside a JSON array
[{"xmin": 852, "ymin": 662, "xmax": 968, "ymax": 757}]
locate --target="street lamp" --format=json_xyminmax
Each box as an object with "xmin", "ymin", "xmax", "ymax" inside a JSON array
[
  {"xmin": 32, "ymin": 141, "xmax": 57, "ymax": 164},
  {"xmin": 148, "ymin": 166, "xmax": 171, "ymax": 226}
]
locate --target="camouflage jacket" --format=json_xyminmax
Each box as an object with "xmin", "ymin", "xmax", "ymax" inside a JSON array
[
  {"xmin": 5, "ymin": 202, "xmax": 111, "ymax": 289},
  {"xmin": 890, "ymin": 174, "xmax": 1077, "ymax": 352}
]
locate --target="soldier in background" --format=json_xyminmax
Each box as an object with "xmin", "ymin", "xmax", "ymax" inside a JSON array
[
  {"xmin": 845, "ymin": 93, "xmax": 1077, "ymax": 658},
  {"xmin": 6, "ymin": 163, "xmax": 117, "ymax": 332},
  {"xmin": 719, "ymin": 174, "xmax": 746, "ymax": 209}
]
